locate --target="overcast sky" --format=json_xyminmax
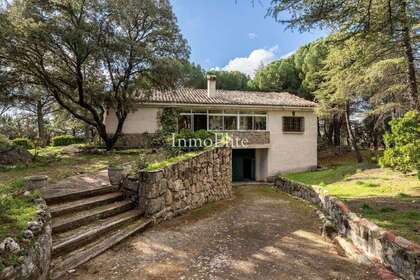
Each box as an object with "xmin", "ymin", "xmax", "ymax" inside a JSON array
[{"xmin": 171, "ymin": 0, "xmax": 327, "ymax": 77}]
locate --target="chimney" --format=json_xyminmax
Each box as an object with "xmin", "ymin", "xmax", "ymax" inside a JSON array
[{"xmin": 207, "ymin": 75, "xmax": 217, "ymax": 97}]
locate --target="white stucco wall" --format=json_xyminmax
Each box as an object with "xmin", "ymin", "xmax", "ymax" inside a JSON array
[
  {"xmin": 255, "ymin": 148, "xmax": 269, "ymax": 181},
  {"xmin": 266, "ymin": 110, "xmax": 318, "ymax": 176},
  {"xmin": 105, "ymin": 107, "xmax": 160, "ymax": 134}
]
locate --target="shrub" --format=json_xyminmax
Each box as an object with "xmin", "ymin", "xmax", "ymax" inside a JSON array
[
  {"xmin": 0, "ymin": 134, "xmax": 11, "ymax": 145},
  {"xmin": 12, "ymin": 137, "xmax": 33, "ymax": 149},
  {"xmin": 379, "ymin": 110, "xmax": 420, "ymax": 178},
  {"xmin": 158, "ymin": 108, "xmax": 179, "ymax": 136},
  {"xmin": 150, "ymin": 132, "xmax": 166, "ymax": 149},
  {"xmin": 132, "ymin": 154, "xmax": 148, "ymax": 171},
  {"xmin": 51, "ymin": 135, "xmax": 85, "ymax": 146}
]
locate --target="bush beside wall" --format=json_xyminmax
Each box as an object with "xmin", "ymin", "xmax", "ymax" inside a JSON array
[
  {"xmin": 51, "ymin": 135, "xmax": 84, "ymax": 147},
  {"xmin": 12, "ymin": 138, "xmax": 33, "ymax": 150},
  {"xmin": 274, "ymin": 177, "xmax": 420, "ymax": 280}
]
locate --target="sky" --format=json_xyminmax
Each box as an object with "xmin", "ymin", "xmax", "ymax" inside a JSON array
[{"xmin": 171, "ymin": 0, "xmax": 327, "ymax": 77}]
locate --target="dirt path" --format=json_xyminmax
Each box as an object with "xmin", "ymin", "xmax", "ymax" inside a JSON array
[{"xmin": 67, "ymin": 186, "xmax": 379, "ymax": 280}]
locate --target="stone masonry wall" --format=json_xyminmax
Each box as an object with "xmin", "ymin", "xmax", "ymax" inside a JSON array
[
  {"xmin": 113, "ymin": 133, "xmax": 156, "ymax": 148},
  {"xmin": 124, "ymin": 147, "xmax": 232, "ymax": 222},
  {"xmin": 223, "ymin": 131, "xmax": 270, "ymax": 145},
  {"xmin": 0, "ymin": 198, "xmax": 52, "ymax": 280},
  {"xmin": 274, "ymin": 177, "xmax": 420, "ymax": 280}
]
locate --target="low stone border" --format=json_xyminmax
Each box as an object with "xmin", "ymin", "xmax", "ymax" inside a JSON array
[
  {"xmin": 0, "ymin": 197, "xmax": 52, "ymax": 280},
  {"xmin": 274, "ymin": 177, "xmax": 420, "ymax": 280}
]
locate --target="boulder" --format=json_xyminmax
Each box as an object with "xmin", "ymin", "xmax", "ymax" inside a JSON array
[{"xmin": 0, "ymin": 143, "xmax": 32, "ymax": 166}]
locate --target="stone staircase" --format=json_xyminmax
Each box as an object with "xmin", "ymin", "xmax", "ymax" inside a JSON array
[{"xmin": 44, "ymin": 184, "xmax": 151, "ymax": 279}]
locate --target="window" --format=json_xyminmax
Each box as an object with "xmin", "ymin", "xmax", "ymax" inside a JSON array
[
  {"xmin": 240, "ymin": 116, "xmax": 253, "ymax": 130},
  {"xmin": 224, "ymin": 116, "xmax": 237, "ymax": 130},
  {"xmin": 254, "ymin": 116, "xmax": 266, "ymax": 130},
  {"xmin": 178, "ymin": 114, "xmax": 192, "ymax": 130},
  {"xmin": 177, "ymin": 110, "xmax": 267, "ymax": 131},
  {"xmin": 209, "ymin": 115, "xmax": 223, "ymax": 130},
  {"xmin": 283, "ymin": 117, "xmax": 304, "ymax": 132}
]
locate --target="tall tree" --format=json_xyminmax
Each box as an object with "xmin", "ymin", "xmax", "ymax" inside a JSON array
[
  {"xmin": 0, "ymin": 0, "xmax": 189, "ymax": 150},
  {"xmin": 180, "ymin": 63, "xmax": 207, "ymax": 89},
  {"xmin": 268, "ymin": 0, "xmax": 419, "ymax": 108},
  {"xmin": 207, "ymin": 70, "xmax": 251, "ymax": 91},
  {"xmin": 254, "ymin": 57, "xmax": 300, "ymax": 93},
  {"xmin": 12, "ymin": 86, "xmax": 56, "ymax": 146}
]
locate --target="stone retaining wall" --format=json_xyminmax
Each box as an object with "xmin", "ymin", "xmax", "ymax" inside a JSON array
[
  {"xmin": 113, "ymin": 133, "xmax": 156, "ymax": 148},
  {"xmin": 123, "ymin": 147, "xmax": 232, "ymax": 222},
  {"xmin": 274, "ymin": 177, "xmax": 420, "ymax": 280},
  {"xmin": 223, "ymin": 131, "xmax": 270, "ymax": 145},
  {"xmin": 0, "ymin": 198, "xmax": 52, "ymax": 280}
]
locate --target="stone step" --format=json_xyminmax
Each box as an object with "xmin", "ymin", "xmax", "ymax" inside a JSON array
[
  {"xmin": 49, "ymin": 218, "xmax": 152, "ymax": 280},
  {"xmin": 49, "ymin": 192, "xmax": 124, "ymax": 218},
  {"xmin": 52, "ymin": 210, "xmax": 143, "ymax": 258},
  {"xmin": 52, "ymin": 200, "xmax": 134, "ymax": 234},
  {"xmin": 44, "ymin": 185, "xmax": 118, "ymax": 205}
]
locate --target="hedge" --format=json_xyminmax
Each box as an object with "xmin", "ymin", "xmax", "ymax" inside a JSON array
[
  {"xmin": 51, "ymin": 135, "xmax": 85, "ymax": 146},
  {"xmin": 12, "ymin": 137, "xmax": 34, "ymax": 149}
]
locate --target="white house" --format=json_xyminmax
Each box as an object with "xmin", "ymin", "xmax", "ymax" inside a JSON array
[{"xmin": 105, "ymin": 75, "xmax": 318, "ymax": 181}]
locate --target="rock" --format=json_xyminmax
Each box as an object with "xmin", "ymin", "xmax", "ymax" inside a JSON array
[
  {"xmin": 27, "ymin": 221, "xmax": 42, "ymax": 235},
  {"xmin": 23, "ymin": 175, "xmax": 48, "ymax": 191},
  {"xmin": 164, "ymin": 190, "xmax": 173, "ymax": 206},
  {"xmin": 0, "ymin": 142, "xmax": 32, "ymax": 166},
  {"xmin": 0, "ymin": 237, "xmax": 21, "ymax": 254},
  {"xmin": 146, "ymin": 197, "xmax": 164, "ymax": 215},
  {"xmin": 22, "ymin": 230, "xmax": 34, "ymax": 240},
  {"xmin": 0, "ymin": 266, "xmax": 16, "ymax": 280},
  {"xmin": 23, "ymin": 191, "xmax": 32, "ymax": 197}
]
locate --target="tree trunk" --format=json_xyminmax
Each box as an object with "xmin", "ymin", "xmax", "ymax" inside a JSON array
[
  {"xmin": 96, "ymin": 113, "xmax": 126, "ymax": 151},
  {"xmin": 84, "ymin": 124, "xmax": 91, "ymax": 142},
  {"xmin": 36, "ymin": 100, "xmax": 47, "ymax": 147},
  {"xmin": 317, "ymin": 118, "xmax": 321, "ymax": 138},
  {"xmin": 327, "ymin": 119, "xmax": 334, "ymax": 145},
  {"xmin": 344, "ymin": 102, "xmax": 363, "ymax": 163},
  {"xmin": 399, "ymin": 0, "xmax": 418, "ymax": 109},
  {"xmin": 333, "ymin": 114, "xmax": 341, "ymax": 146}
]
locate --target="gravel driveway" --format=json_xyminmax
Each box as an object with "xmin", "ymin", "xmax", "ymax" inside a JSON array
[{"xmin": 66, "ymin": 185, "xmax": 379, "ymax": 280}]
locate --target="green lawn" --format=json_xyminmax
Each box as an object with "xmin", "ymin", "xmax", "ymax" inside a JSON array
[
  {"xmin": 284, "ymin": 154, "xmax": 420, "ymax": 243},
  {"xmin": 0, "ymin": 146, "xmax": 155, "ymax": 186}
]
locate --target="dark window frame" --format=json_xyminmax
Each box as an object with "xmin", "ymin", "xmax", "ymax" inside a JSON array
[{"xmin": 283, "ymin": 116, "xmax": 304, "ymax": 133}]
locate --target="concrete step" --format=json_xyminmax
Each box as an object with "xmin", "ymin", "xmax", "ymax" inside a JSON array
[
  {"xmin": 49, "ymin": 192, "xmax": 124, "ymax": 218},
  {"xmin": 49, "ymin": 218, "xmax": 152, "ymax": 280},
  {"xmin": 44, "ymin": 185, "xmax": 118, "ymax": 205},
  {"xmin": 52, "ymin": 210, "xmax": 143, "ymax": 258},
  {"xmin": 52, "ymin": 200, "xmax": 134, "ymax": 234}
]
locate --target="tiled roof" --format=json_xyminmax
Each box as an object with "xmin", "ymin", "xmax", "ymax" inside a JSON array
[{"xmin": 138, "ymin": 88, "xmax": 317, "ymax": 108}]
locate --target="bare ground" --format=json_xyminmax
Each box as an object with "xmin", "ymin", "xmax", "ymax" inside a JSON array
[{"xmin": 65, "ymin": 185, "xmax": 380, "ymax": 280}]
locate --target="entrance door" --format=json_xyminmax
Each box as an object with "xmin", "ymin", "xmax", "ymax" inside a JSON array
[
  {"xmin": 194, "ymin": 115, "xmax": 207, "ymax": 131},
  {"xmin": 232, "ymin": 149, "xmax": 256, "ymax": 181}
]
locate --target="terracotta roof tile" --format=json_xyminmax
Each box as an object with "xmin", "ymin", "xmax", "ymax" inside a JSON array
[{"xmin": 138, "ymin": 88, "xmax": 316, "ymax": 108}]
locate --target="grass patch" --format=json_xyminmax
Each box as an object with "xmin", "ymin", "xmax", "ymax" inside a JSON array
[
  {"xmin": 0, "ymin": 147, "xmax": 148, "ymax": 185},
  {"xmin": 0, "ymin": 180, "xmax": 38, "ymax": 240},
  {"xmin": 145, "ymin": 151, "xmax": 200, "ymax": 171},
  {"xmin": 283, "ymin": 153, "xmax": 420, "ymax": 243},
  {"xmin": 284, "ymin": 162, "xmax": 375, "ymax": 186},
  {"xmin": 284, "ymin": 163, "xmax": 419, "ymax": 200},
  {"xmin": 361, "ymin": 206, "xmax": 420, "ymax": 243}
]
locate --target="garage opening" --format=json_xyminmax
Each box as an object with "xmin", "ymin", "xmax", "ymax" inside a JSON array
[{"xmin": 232, "ymin": 149, "xmax": 256, "ymax": 182}]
